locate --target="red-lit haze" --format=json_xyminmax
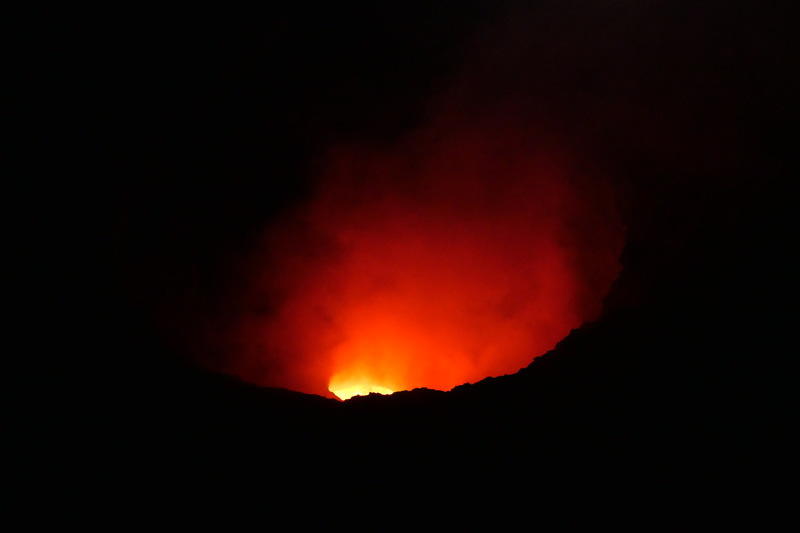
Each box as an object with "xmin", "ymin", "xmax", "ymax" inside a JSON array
[{"xmin": 235, "ymin": 120, "xmax": 624, "ymax": 399}]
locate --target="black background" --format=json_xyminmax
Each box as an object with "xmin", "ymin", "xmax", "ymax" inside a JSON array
[{"xmin": 24, "ymin": 1, "xmax": 795, "ymax": 520}]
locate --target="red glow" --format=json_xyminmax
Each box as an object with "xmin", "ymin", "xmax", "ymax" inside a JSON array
[{"xmin": 234, "ymin": 120, "xmax": 624, "ymax": 399}]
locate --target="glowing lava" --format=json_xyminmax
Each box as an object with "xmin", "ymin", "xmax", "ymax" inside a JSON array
[{"xmin": 328, "ymin": 377, "xmax": 395, "ymax": 401}]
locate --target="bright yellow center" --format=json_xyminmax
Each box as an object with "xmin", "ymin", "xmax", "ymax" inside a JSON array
[{"xmin": 329, "ymin": 383, "xmax": 394, "ymax": 401}]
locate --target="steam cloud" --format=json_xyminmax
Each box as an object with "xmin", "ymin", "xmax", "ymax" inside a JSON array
[{"xmin": 232, "ymin": 113, "xmax": 625, "ymax": 397}]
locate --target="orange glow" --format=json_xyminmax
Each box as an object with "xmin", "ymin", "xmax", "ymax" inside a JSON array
[{"xmin": 232, "ymin": 118, "xmax": 625, "ymax": 398}]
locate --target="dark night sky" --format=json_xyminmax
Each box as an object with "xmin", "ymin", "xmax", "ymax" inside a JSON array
[{"xmin": 26, "ymin": 1, "xmax": 796, "ymax": 517}]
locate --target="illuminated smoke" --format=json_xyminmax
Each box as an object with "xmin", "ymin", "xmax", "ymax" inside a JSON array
[{"xmin": 232, "ymin": 116, "xmax": 625, "ymax": 398}]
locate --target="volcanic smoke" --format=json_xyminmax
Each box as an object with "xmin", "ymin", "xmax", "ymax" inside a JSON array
[{"xmin": 233, "ymin": 117, "xmax": 625, "ymax": 399}]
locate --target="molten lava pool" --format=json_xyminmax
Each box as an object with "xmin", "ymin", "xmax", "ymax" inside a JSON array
[{"xmin": 232, "ymin": 119, "xmax": 625, "ymax": 400}]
